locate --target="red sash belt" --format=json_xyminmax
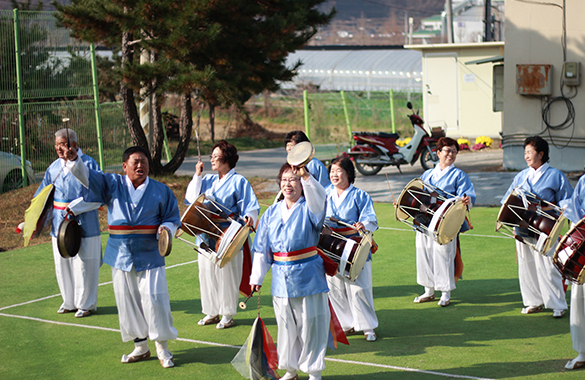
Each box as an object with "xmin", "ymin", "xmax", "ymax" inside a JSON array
[
  {"xmin": 273, "ymin": 246, "xmax": 318, "ymax": 263},
  {"xmin": 53, "ymin": 201, "xmax": 70, "ymax": 210},
  {"xmin": 108, "ymin": 225, "xmax": 159, "ymax": 235}
]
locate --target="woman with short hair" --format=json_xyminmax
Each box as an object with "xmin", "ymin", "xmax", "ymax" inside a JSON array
[
  {"xmin": 325, "ymin": 156, "xmax": 379, "ymax": 341},
  {"xmin": 185, "ymin": 140, "xmax": 260, "ymax": 329},
  {"xmin": 501, "ymin": 135, "xmax": 572, "ymax": 317},
  {"xmin": 250, "ymin": 162, "xmax": 328, "ymax": 380},
  {"xmin": 413, "ymin": 137, "xmax": 475, "ymax": 307}
]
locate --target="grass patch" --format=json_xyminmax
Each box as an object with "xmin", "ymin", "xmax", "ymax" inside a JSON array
[{"xmin": 0, "ymin": 205, "xmax": 577, "ymax": 380}]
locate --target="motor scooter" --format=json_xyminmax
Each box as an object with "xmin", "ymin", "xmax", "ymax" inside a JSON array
[{"xmin": 347, "ymin": 102, "xmax": 443, "ymax": 176}]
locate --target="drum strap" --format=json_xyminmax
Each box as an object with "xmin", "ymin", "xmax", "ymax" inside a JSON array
[
  {"xmin": 273, "ymin": 246, "xmax": 318, "ymax": 264},
  {"xmin": 331, "ymin": 227, "xmax": 378, "ymax": 254},
  {"xmin": 330, "ymin": 226, "xmax": 358, "ymax": 237}
]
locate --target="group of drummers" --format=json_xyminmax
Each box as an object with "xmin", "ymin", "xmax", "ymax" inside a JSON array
[{"xmin": 28, "ymin": 127, "xmax": 585, "ymax": 377}]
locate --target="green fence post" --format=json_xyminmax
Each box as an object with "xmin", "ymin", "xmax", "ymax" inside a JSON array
[
  {"xmin": 13, "ymin": 9, "xmax": 27, "ymax": 187},
  {"xmin": 340, "ymin": 91, "xmax": 352, "ymax": 145},
  {"xmin": 303, "ymin": 90, "xmax": 310, "ymax": 139},
  {"xmin": 90, "ymin": 44, "xmax": 105, "ymax": 170},
  {"xmin": 162, "ymin": 118, "xmax": 171, "ymax": 163},
  {"xmin": 389, "ymin": 89, "xmax": 396, "ymax": 133}
]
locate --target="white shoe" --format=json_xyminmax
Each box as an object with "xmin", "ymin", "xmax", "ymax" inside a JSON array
[
  {"xmin": 75, "ymin": 309, "xmax": 91, "ymax": 318},
  {"xmin": 281, "ymin": 371, "xmax": 298, "ymax": 380},
  {"xmin": 566, "ymin": 355, "xmax": 585, "ymax": 370},
  {"xmin": 521, "ymin": 305, "xmax": 543, "ymax": 314},
  {"xmin": 216, "ymin": 317, "xmax": 235, "ymax": 329},
  {"xmin": 197, "ymin": 314, "xmax": 220, "ymax": 326},
  {"xmin": 57, "ymin": 306, "xmax": 75, "ymax": 314},
  {"xmin": 121, "ymin": 348, "xmax": 151, "ymax": 363},
  {"xmin": 413, "ymin": 294, "xmax": 435, "ymax": 303},
  {"xmin": 159, "ymin": 356, "xmax": 174, "ymax": 368},
  {"xmin": 365, "ymin": 332, "xmax": 377, "ymax": 342},
  {"xmin": 308, "ymin": 373, "xmax": 322, "ymax": 380},
  {"xmin": 438, "ymin": 299, "xmax": 450, "ymax": 307},
  {"xmin": 553, "ymin": 309, "xmax": 565, "ymax": 318}
]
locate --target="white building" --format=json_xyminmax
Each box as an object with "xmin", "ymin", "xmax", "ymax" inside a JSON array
[{"xmin": 502, "ymin": 0, "xmax": 585, "ymax": 171}]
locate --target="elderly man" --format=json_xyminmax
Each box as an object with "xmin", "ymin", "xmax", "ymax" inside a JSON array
[
  {"xmin": 66, "ymin": 146, "xmax": 180, "ymax": 368},
  {"xmin": 32, "ymin": 128, "xmax": 102, "ymax": 318}
]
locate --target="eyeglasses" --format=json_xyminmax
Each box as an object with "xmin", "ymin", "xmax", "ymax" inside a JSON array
[
  {"xmin": 280, "ymin": 178, "xmax": 299, "ymax": 185},
  {"xmin": 440, "ymin": 148, "xmax": 458, "ymax": 155}
]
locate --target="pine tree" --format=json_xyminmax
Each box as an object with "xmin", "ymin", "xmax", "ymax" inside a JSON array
[{"xmin": 56, "ymin": 0, "xmax": 334, "ymax": 174}]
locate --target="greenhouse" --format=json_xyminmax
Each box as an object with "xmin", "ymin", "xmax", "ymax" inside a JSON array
[{"xmin": 283, "ymin": 47, "xmax": 423, "ymax": 93}]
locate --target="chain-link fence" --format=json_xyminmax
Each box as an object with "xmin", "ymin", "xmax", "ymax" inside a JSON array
[
  {"xmin": 245, "ymin": 89, "xmax": 423, "ymax": 146},
  {"xmin": 0, "ymin": 10, "xmax": 128, "ymax": 193}
]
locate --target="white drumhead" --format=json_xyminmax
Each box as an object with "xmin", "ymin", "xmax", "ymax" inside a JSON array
[
  {"xmin": 348, "ymin": 232, "xmax": 372, "ymax": 281},
  {"xmin": 217, "ymin": 222, "xmax": 250, "ymax": 268},
  {"xmin": 287, "ymin": 141, "xmax": 314, "ymax": 167},
  {"xmin": 435, "ymin": 199, "xmax": 467, "ymax": 245},
  {"xmin": 540, "ymin": 214, "xmax": 566, "ymax": 255}
]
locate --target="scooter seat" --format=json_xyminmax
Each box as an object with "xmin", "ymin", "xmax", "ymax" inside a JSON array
[{"xmin": 353, "ymin": 131, "xmax": 399, "ymax": 139}]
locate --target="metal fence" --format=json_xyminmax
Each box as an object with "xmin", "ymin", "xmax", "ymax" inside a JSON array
[
  {"xmin": 0, "ymin": 9, "xmax": 128, "ymax": 193},
  {"xmin": 246, "ymin": 89, "xmax": 423, "ymax": 146}
]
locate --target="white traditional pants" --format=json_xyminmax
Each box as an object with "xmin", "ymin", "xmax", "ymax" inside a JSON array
[
  {"xmin": 273, "ymin": 292, "xmax": 330, "ymax": 375},
  {"xmin": 199, "ymin": 249, "xmax": 242, "ymax": 318},
  {"xmin": 516, "ymin": 241, "xmax": 567, "ymax": 310},
  {"xmin": 571, "ymin": 283, "xmax": 585, "ymax": 355},
  {"xmin": 416, "ymin": 232, "xmax": 457, "ymax": 292},
  {"xmin": 327, "ymin": 261, "xmax": 378, "ymax": 332},
  {"xmin": 52, "ymin": 236, "xmax": 101, "ymax": 311},
  {"xmin": 112, "ymin": 266, "xmax": 178, "ymax": 342}
]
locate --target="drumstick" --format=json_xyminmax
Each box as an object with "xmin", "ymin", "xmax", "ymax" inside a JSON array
[
  {"xmin": 385, "ymin": 174, "xmax": 396, "ymax": 203},
  {"xmin": 328, "ymin": 217, "xmax": 373, "ymax": 246},
  {"xmin": 239, "ymin": 289, "xmax": 256, "ymax": 310},
  {"xmin": 62, "ymin": 118, "xmax": 71, "ymax": 148},
  {"xmin": 462, "ymin": 193, "xmax": 474, "ymax": 230},
  {"xmin": 195, "ymin": 130, "xmax": 201, "ymax": 162}
]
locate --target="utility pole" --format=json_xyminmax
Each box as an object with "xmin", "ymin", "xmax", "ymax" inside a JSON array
[
  {"xmin": 408, "ymin": 17, "xmax": 413, "ymax": 45},
  {"xmin": 484, "ymin": 0, "xmax": 492, "ymax": 41},
  {"xmin": 445, "ymin": 0, "xmax": 454, "ymax": 43},
  {"xmin": 404, "ymin": 11, "xmax": 408, "ymax": 45}
]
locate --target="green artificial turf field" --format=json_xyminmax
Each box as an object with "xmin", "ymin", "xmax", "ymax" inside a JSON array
[{"xmin": 0, "ymin": 205, "xmax": 580, "ymax": 380}]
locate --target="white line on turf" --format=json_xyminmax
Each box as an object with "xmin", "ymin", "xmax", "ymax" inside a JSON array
[
  {"xmin": 0, "ymin": 259, "xmax": 200, "ymax": 312},
  {"xmin": 0, "ymin": 312, "xmax": 495, "ymax": 379},
  {"xmin": 325, "ymin": 357, "xmax": 495, "ymax": 380},
  {"xmin": 1, "ymin": 251, "xmax": 500, "ymax": 379},
  {"xmin": 0, "ymin": 313, "xmax": 238, "ymax": 348},
  {"xmin": 377, "ymin": 226, "xmax": 508, "ymax": 239}
]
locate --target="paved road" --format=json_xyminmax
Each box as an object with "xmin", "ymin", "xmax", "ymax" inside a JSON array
[{"xmin": 177, "ymin": 147, "xmax": 578, "ymax": 207}]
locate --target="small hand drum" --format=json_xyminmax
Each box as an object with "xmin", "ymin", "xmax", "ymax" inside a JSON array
[
  {"xmin": 553, "ymin": 219, "xmax": 585, "ymax": 285},
  {"xmin": 395, "ymin": 178, "xmax": 467, "ymax": 245},
  {"xmin": 158, "ymin": 227, "xmax": 172, "ymax": 257},
  {"xmin": 287, "ymin": 141, "xmax": 314, "ymax": 168},
  {"xmin": 496, "ymin": 189, "xmax": 565, "ymax": 255}
]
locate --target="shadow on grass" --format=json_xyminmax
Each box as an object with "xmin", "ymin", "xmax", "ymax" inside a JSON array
[
  {"xmin": 438, "ymin": 359, "xmax": 573, "ymax": 379},
  {"xmin": 333, "ymin": 278, "xmax": 570, "ymax": 357}
]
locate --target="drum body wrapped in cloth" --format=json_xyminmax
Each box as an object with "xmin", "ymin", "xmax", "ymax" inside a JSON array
[
  {"xmin": 496, "ymin": 188, "xmax": 565, "ymax": 255},
  {"xmin": 553, "ymin": 219, "xmax": 585, "ymax": 284},
  {"xmin": 177, "ymin": 194, "xmax": 249, "ymax": 268},
  {"xmin": 317, "ymin": 224, "xmax": 372, "ymax": 281},
  {"xmin": 395, "ymin": 178, "xmax": 467, "ymax": 245}
]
